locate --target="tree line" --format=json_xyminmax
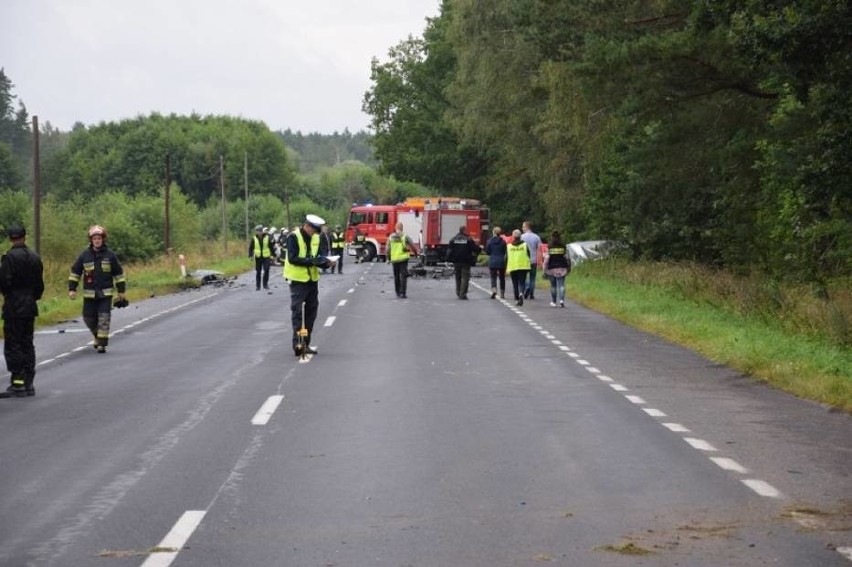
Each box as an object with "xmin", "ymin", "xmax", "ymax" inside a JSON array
[
  {"xmin": 0, "ymin": 68, "xmax": 429, "ymax": 262},
  {"xmin": 363, "ymin": 0, "xmax": 851, "ymax": 284}
]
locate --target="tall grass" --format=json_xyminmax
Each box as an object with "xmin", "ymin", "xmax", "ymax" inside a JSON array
[{"xmin": 568, "ymin": 258, "xmax": 851, "ymax": 411}]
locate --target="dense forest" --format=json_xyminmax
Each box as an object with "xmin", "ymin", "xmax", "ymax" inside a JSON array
[
  {"xmin": 0, "ymin": 68, "xmax": 426, "ymax": 261},
  {"xmin": 363, "ymin": 0, "xmax": 851, "ymax": 284}
]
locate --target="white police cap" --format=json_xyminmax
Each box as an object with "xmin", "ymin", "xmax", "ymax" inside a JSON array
[{"xmin": 306, "ymin": 214, "xmax": 325, "ymax": 229}]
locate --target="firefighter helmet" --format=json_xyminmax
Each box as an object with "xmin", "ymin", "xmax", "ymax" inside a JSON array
[{"xmin": 88, "ymin": 225, "xmax": 107, "ymax": 239}]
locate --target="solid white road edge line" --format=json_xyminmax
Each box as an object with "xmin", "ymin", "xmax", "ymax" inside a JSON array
[
  {"xmin": 140, "ymin": 510, "xmax": 206, "ymax": 567},
  {"xmin": 251, "ymin": 395, "xmax": 285, "ymax": 425}
]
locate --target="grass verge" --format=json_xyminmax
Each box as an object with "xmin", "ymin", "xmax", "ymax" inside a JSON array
[{"xmin": 564, "ymin": 259, "xmax": 851, "ymax": 412}]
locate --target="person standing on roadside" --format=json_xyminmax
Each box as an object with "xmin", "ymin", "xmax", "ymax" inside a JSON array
[
  {"xmin": 485, "ymin": 226, "xmax": 507, "ymax": 299},
  {"xmin": 506, "ymin": 229, "xmax": 530, "ymax": 306},
  {"xmin": 543, "ymin": 230, "xmax": 571, "ymax": 308},
  {"xmin": 284, "ymin": 214, "xmax": 335, "ymax": 357},
  {"xmin": 446, "ymin": 225, "xmax": 480, "ymax": 300},
  {"xmin": 0, "ymin": 224, "xmax": 44, "ymax": 398},
  {"xmin": 68, "ymin": 225, "xmax": 126, "ymax": 353},
  {"xmin": 387, "ymin": 222, "xmax": 417, "ymax": 299},
  {"xmin": 331, "ymin": 224, "xmax": 346, "ymax": 274},
  {"xmin": 249, "ymin": 224, "xmax": 274, "ymax": 290},
  {"xmin": 521, "ymin": 221, "xmax": 542, "ymax": 300}
]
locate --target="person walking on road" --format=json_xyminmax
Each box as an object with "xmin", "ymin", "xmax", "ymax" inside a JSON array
[
  {"xmin": 485, "ymin": 226, "xmax": 507, "ymax": 299},
  {"xmin": 446, "ymin": 225, "xmax": 481, "ymax": 300},
  {"xmin": 68, "ymin": 225, "xmax": 127, "ymax": 353},
  {"xmin": 0, "ymin": 224, "xmax": 44, "ymax": 398},
  {"xmin": 543, "ymin": 230, "xmax": 571, "ymax": 308},
  {"xmin": 284, "ymin": 214, "xmax": 335, "ymax": 357},
  {"xmin": 521, "ymin": 221, "xmax": 542, "ymax": 300},
  {"xmin": 387, "ymin": 222, "xmax": 417, "ymax": 299},
  {"xmin": 249, "ymin": 224, "xmax": 274, "ymax": 290},
  {"xmin": 506, "ymin": 229, "xmax": 530, "ymax": 306},
  {"xmin": 330, "ymin": 224, "xmax": 346, "ymax": 274}
]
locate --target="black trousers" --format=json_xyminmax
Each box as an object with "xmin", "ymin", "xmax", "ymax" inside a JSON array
[
  {"xmin": 3, "ymin": 317, "xmax": 35, "ymax": 384},
  {"xmin": 392, "ymin": 260, "xmax": 408, "ymax": 296},
  {"xmin": 510, "ymin": 270, "xmax": 529, "ymax": 300},
  {"xmin": 255, "ymin": 257, "xmax": 271, "ymax": 288},
  {"xmin": 331, "ymin": 248, "xmax": 344, "ymax": 273},
  {"xmin": 289, "ymin": 280, "xmax": 319, "ymax": 350},
  {"xmin": 453, "ymin": 263, "xmax": 471, "ymax": 298},
  {"xmin": 82, "ymin": 297, "xmax": 112, "ymax": 346},
  {"xmin": 489, "ymin": 267, "xmax": 506, "ymax": 294}
]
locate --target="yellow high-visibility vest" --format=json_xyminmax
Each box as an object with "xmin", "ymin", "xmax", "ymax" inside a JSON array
[
  {"xmin": 253, "ymin": 235, "xmax": 272, "ymax": 258},
  {"xmin": 284, "ymin": 231, "xmax": 320, "ymax": 282},
  {"xmin": 388, "ymin": 234, "xmax": 410, "ymax": 263},
  {"xmin": 506, "ymin": 242, "xmax": 529, "ymax": 273}
]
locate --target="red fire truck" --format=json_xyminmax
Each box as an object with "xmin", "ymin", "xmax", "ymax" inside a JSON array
[{"xmin": 345, "ymin": 197, "xmax": 490, "ymax": 264}]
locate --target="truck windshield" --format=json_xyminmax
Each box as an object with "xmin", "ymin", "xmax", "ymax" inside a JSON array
[{"xmin": 349, "ymin": 212, "xmax": 367, "ymax": 225}]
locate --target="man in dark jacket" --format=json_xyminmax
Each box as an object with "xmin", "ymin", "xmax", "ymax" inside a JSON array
[
  {"xmin": 0, "ymin": 224, "xmax": 44, "ymax": 398},
  {"xmin": 446, "ymin": 225, "xmax": 481, "ymax": 300},
  {"xmin": 68, "ymin": 225, "xmax": 126, "ymax": 353}
]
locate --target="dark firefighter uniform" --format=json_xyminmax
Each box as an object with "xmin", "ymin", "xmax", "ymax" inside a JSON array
[
  {"xmin": 0, "ymin": 224, "xmax": 44, "ymax": 398},
  {"xmin": 68, "ymin": 244, "xmax": 126, "ymax": 350}
]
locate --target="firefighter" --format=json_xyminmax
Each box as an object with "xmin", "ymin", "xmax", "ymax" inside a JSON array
[
  {"xmin": 284, "ymin": 214, "xmax": 335, "ymax": 357},
  {"xmin": 0, "ymin": 224, "xmax": 44, "ymax": 398},
  {"xmin": 353, "ymin": 228, "xmax": 366, "ymax": 263},
  {"xmin": 68, "ymin": 225, "xmax": 127, "ymax": 353},
  {"xmin": 387, "ymin": 222, "xmax": 417, "ymax": 298},
  {"xmin": 249, "ymin": 224, "xmax": 274, "ymax": 290},
  {"xmin": 446, "ymin": 225, "xmax": 481, "ymax": 300},
  {"xmin": 330, "ymin": 224, "xmax": 346, "ymax": 274}
]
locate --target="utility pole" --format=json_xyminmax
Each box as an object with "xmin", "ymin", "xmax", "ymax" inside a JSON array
[
  {"xmin": 164, "ymin": 153, "xmax": 171, "ymax": 252},
  {"xmin": 220, "ymin": 155, "xmax": 227, "ymax": 252},
  {"xmin": 244, "ymin": 150, "xmax": 249, "ymax": 241},
  {"xmin": 32, "ymin": 116, "xmax": 41, "ymax": 254}
]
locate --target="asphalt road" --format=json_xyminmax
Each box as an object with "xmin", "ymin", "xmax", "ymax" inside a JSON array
[{"xmin": 0, "ymin": 260, "xmax": 850, "ymax": 566}]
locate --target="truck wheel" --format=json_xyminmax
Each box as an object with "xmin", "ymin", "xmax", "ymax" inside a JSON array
[{"xmin": 363, "ymin": 243, "xmax": 376, "ymax": 262}]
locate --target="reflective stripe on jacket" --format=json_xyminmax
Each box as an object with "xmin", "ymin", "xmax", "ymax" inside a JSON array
[{"xmin": 68, "ymin": 245, "xmax": 126, "ymax": 298}]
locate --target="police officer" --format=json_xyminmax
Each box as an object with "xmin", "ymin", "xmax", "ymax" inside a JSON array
[
  {"xmin": 0, "ymin": 224, "xmax": 44, "ymax": 398},
  {"xmin": 284, "ymin": 214, "xmax": 335, "ymax": 357},
  {"xmin": 330, "ymin": 224, "xmax": 346, "ymax": 274},
  {"xmin": 445, "ymin": 225, "xmax": 481, "ymax": 300},
  {"xmin": 249, "ymin": 224, "xmax": 274, "ymax": 290},
  {"xmin": 68, "ymin": 225, "xmax": 127, "ymax": 353},
  {"xmin": 387, "ymin": 222, "xmax": 417, "ymax": 298}
]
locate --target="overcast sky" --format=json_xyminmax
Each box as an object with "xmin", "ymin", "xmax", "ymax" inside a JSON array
[{"xmin": 0, "ymin": 0, "xmax": 441, "ymax": 134}]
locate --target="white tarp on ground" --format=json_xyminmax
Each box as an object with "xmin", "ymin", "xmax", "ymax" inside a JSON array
[{"xmin": 567, "ymin": 240, "xmax": 617, "ymax": 265}]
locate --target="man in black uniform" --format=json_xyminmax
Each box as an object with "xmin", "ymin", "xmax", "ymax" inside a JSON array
[
  {"xmin": 0, "ymin": 224, "xmax": 44, "ymax": 398},
  {"xmin": 446, "ymin": 225, "xmax": 481, "ymax": 300}
]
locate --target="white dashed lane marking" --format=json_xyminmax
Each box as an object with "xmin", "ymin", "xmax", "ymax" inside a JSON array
[
  {"xmin": 141, "ymin": 510, "xmax": 206, "ymax": 567},
  {"xmin": 251, "ymin": 395, "xmax": 285, "ymax": 425},
  {"xmin": 478, "ymin": 281, "xmax": 792, "ymax": 504}
]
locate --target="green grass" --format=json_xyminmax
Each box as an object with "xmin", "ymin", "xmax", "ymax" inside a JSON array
[
  {"xmin": 563, "ymin": 259, "xmax": 852, "ymax": 412},
  {"xmin": 23, "ymin": 241, "xmax": 249, "ymax": 330}
]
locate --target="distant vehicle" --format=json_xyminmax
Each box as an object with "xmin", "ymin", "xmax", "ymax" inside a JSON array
[{"xmin": 345, "ymin": 197, "xmax": 490, "ymax": 264}]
